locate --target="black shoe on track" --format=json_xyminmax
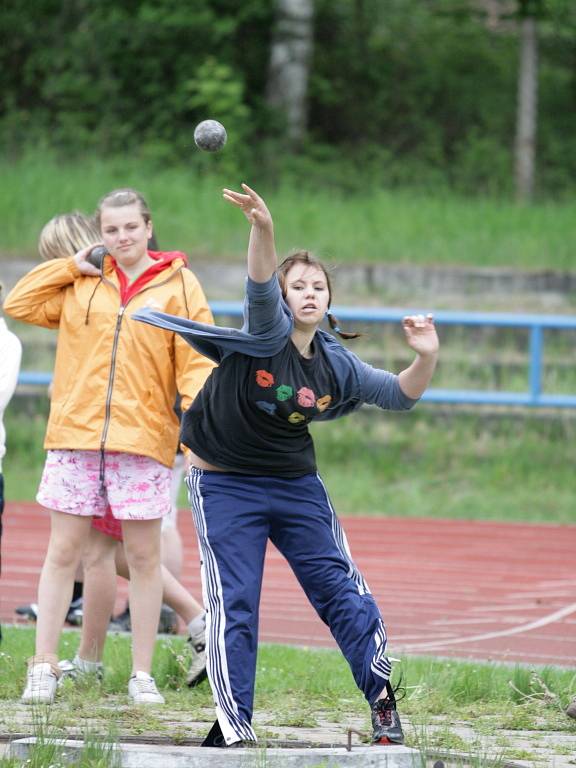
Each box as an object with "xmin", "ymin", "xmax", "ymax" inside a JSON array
[
  {"xmin": 65, "ymin": 597, "xmax": 84, "ymax": 626},
  {"xmin": 15, "ymin": 603, "xmax": 39, "ymax": 621},
  {"xmin": 17, "ymin": 599, "xmax": 83, "ymax": 626},
  {"xmin": 371, "ymin": 680, "xmax": 405, "ymax": 745},
  {"xmin": 157, "ymin": 604, "xmax": 178, "ymax": 635},
  {"xmin": 109, "ymin": 604, "xmax": 131, "ymax": 632}
]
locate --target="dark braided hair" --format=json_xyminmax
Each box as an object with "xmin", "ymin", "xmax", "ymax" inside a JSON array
[{"xmin": 277, "ymin": 250, "xmax": 361, "ymax": 340}]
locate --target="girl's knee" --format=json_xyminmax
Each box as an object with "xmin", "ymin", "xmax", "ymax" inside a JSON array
[
  {"xmin": 123, "ymin": 522, "xmax": 162, "ymax": 569},
  {"xmin": 82, "ymin": 549, "xmax": 116, "ymax": 573},
  {"xmin": 82, "ymin": 537, "xmax": 117, "ymax": 571},
  {"xmin": 46, "ymin": 512, "xmax": 91, "ymax": 569},
  {"xmin": 124, "ymin": 547, "xmax": 161, "ymax": 574},
  {"xmin": 46, "ymin": 539, "xmax": 83, "ymax": 570}
]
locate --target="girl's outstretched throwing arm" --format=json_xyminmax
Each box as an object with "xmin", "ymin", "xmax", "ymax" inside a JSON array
[
  {"xmin": 223, "ymin": 183, "xmax": 276, "ymax": 283},
  {"xmin": 398, "ymin": 313, "xmax": 439, "ymax": 399}
]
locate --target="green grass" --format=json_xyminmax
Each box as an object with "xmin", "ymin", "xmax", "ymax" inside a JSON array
[
  {"xmin": 3, "ymin": 406, "xmax": 47, "ymax": 504},
  {"xmin": 4, "ymin": 406, "xmax": 576, "ymax": 524},
  {"xmin": 1, "ymin": 149, "xmax": 575, "ymax": 269},
  {"xmin": 1, "ymin": 627, "xmax": 575, "ymax": 765},
  {"xmin": 313, "ymin": 410, "xmax": 576, "ymax": 523}
]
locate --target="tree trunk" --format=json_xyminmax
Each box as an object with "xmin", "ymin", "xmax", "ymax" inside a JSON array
[
  {"xmin": 514, "ymin": 13, "xmax": 538, "ymax": 202},
  {"xmin": 267, "ymin": 0, "xmax": 315, "ymax": 147}
]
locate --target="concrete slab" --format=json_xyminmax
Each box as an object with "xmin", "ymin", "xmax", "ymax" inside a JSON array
[{"xmin": 9, "ymin": 737, "xmax": 421, "ymax": 767}]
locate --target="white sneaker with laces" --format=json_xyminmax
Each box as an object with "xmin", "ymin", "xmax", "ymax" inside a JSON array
[
  {"xmin": 21, "ymin": 662, "xmax": 58, "ymax": 705},
  {"xmin": 186, "ymin": 629, "xmax": 207, "ymax": 687},
  {"xmin": 128, "ymin": 671, "xmax": 165, "ymax": 705}
]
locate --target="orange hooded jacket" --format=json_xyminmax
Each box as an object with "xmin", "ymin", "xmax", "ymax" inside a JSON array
[{"xmin": 4, "ymin": 253, "xmax": 215, "ymax": 467}]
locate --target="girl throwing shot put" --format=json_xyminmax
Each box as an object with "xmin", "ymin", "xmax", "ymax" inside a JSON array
[{"xmin": 133, "ymin": 184, "xmax": 439, "ymax": 746}]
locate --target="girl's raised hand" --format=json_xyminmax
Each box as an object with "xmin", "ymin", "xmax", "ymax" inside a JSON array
[
  {"xmin": 402, "ymin": 314, "xmax": 439, "ymax": 357},
  {"xmin": 223, "ymin": 183, "xmax": 273, "ymax": 231}
]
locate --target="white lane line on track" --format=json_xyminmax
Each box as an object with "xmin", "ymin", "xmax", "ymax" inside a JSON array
[
  {"xmin": 394, "ymin": 601, "xmax": 576, "ymax": 651},
  {"xmin": 429, "ymin": 617, "xmax": 529, "ymax": 627},
  {"xmin": 468, "ymin": 603, "xmax": 546, "ymax": 613}
]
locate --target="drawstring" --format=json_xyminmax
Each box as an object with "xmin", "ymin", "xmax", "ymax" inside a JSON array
[
  {"xmin": 85, "ymin": 278, "xmax": 103, "ymax": 325},
  {"xmin": 180, "ymin": 271, "xmax": 190, "ymax": 316},
  {"xmin": 85, "ymin": 274, "xmax": 105, "ymax": 484},
  {"xmin": 98, "ymin": 449, "xmax": 106, "ymax": 496}
]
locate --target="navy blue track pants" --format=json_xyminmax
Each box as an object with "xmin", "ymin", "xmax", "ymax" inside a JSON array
[{"xmin": 187, "ymin": 468, "xmax": 391, "ymax": 746}]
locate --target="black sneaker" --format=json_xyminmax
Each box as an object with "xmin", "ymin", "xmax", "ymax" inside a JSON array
[
  {"xmin": 65, "ymin": 597, "xmax": 83, "ymax": 626},
  {"xmin": 16, "ymin": 600, "xmax": 83, "ymax": 626},
  {"xmin": 567, "ymin": 697, "xmax": 576, "ymax": 720},
  {"xmin": 157, "ymin": 604, "xmax": 178, "ymax": 635},
  {"xmin": 109, "ymin": 604, "xmax": 179, "ymax": 634},
  {"xmin": 109, "ymin": 604, "xmax": 131, "ymax": 632},
  {"xmin": 371, "ymin": 680, "xmax": 405, "ymax": 745},
  {"xmin": 201, "ymin": 719, "xmax": 243, "ymax": 748},
  {"xmin": 15, "ymin": 603, "xmax": 39, "ymax": 621}
]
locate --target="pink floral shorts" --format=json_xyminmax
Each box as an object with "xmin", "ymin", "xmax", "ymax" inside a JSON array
[{"xmin": 37, "ymin": 450, "xmax": 172, "ymax": 520}]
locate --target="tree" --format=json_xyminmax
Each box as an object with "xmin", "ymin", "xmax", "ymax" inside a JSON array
[
  {"xmin": 514, "ymin": 0, "xmax": 544, "ymax": 202},
  {"xmin": 266, "ymin": 0, "xmax": 315, "ymax": 147}
]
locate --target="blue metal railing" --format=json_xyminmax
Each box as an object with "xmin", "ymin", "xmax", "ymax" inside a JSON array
[{"xmin": 17, "ymin": 302, "xmax": 576, "ymax": 408}]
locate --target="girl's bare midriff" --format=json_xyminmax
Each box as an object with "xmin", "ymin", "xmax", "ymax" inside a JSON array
[{"xmin": 186, "ymin": 450, "xmax": 226, "ymax": 472}]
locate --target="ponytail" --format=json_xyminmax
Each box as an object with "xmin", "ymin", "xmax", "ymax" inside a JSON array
[{"xmin": 326, "ymin": 310, "xmax": 361, "ymax": 340}]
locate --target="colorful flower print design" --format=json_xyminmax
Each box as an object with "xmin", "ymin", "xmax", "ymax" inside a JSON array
[
  {"xmin": 276, "ymin": 384, "xmax": 293, "ymax": 402},
  {"xmin": 288, "ymin": 412, "xmax": 306, "ymax": 424},
  {"xmin": 316, "ymin": 394, "xmax": 332, "ymax": 412},
  {"xmin": 297, "ymin": 387, "xmax": 316, "ymax": 408},
  {"xmin": 256, "ymin": 401, "xmax": 277, "ymax": 416},
  {"xmin": 256, "ymin": 369, "xmax": 275, "ymax": 388}
]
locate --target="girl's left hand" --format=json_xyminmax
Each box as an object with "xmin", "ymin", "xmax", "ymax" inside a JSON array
[{"xmin": 402, "ymin": 314, "xmax": 439, "ymax": 357}]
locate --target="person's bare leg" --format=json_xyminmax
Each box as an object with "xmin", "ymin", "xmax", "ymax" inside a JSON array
[
  {"xmin": 162, "ymin": 566, "xmax": 203, "ymax": 624},
  {"xmin": 114, "ymin": 541, "xmax": 129, "ymax": 577},
  {"xmin": 78, "ymin": 529, "xmax": 118, "ymax": 662},
  {"xmin": 72, "ymin": 561, "xmax": 84, "ymax": 586},
  {"xmin": 161, "ymin": 452, "xmax": 186, "ymax": 579},
  {"xmin": 115, "ymin": 543, "xmax": 202, "ymax": 626},
  {"xmin": 35, "ymin": 511, "xmax": 92, "ymax": 657},
  {"xmin": 161, "ymin": 526, "xmax": 183, "ymax": 580},
  {"xmin": 122, "ymin": 518, "xmax": 162, "ymax": 674}
]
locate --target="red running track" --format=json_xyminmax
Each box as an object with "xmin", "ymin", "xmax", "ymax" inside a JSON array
[{"xmin": 2, "ymin": 502, "xmax": 575, "ymax": 666}]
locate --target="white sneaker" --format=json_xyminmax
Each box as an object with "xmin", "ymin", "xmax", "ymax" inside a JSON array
[
  {"xmin": 128, "ymin": 672, "xmax": 165, "ymax": 705},
  {"xmin": 21, "ymin": 662, "xmax": 58, "ymax": 705},
  {"xmin": 58, "ymin": 655, "xmax": 104, "ymax": 685},
  {"xmin": 186, "ymin": 630, "xmax": 207, "ymax": 688}
]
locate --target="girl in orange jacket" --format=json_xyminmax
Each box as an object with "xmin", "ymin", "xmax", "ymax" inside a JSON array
[{"xmin": 4, "ymin": 189, "xmax": 215, "ymax": 705}]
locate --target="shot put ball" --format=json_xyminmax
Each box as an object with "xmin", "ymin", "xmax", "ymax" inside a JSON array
[
  {"xmin": 86, "ymin": 245, "xmax": 107, "ymax": 269},
  {"xmin": 194, "ymin": 120, "xmax": 227, "ymax": 152}
]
